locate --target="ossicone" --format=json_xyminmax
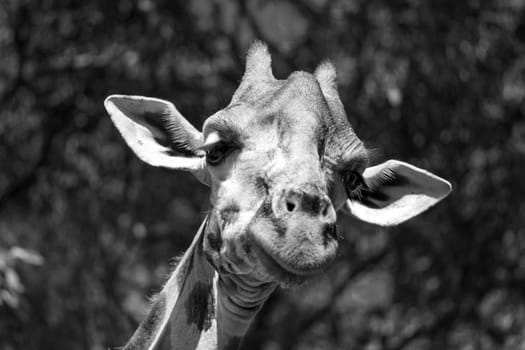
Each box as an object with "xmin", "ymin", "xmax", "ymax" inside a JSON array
[{"xmin": 244, "ymin": 41, "xmax": 275, "ymax": 81}]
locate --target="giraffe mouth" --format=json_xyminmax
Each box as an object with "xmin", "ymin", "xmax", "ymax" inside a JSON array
[
  {"xmin": 244, "ymin": 203, "xmax": 338, "ymax": 286},
  {"xmin": 250, "ymin": 241, "xmax": 311, "ymax": 286}
]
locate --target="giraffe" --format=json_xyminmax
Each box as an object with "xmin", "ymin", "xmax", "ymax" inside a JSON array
[{"xmin": 104, "ymin": 41, "xmax": 451, "ymax": 350}]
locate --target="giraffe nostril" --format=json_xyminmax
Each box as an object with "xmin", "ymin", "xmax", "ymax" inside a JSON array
[
  {"xmin": 286, "ymin": 200, "xmax": 296, "ymax": 212},
  {"xmin": 321, "ymin": 204, "xmax": 328, "ymax": 217},
  {"xmin": 325, "ymin": 225, "xmax": 338, "ymax": 241}
]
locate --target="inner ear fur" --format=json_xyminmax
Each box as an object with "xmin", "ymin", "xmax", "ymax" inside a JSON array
[
  {"xmin": 104, "ymin": 95, "xmax": 210, "ymax": 185},
  {"xmin": 346, "ymin": 160, "xmax": 452, "ymax": 226}
]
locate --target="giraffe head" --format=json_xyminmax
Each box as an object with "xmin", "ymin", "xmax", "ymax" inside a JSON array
[{"xmin": 105, "ymin": 42, "xmax": 451, "ymax": 288}]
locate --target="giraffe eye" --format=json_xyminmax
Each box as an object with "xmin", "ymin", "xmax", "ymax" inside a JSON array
[
  {"xmin": 206, "ymin": 142, "xmax": 233, "ymax": 166},
  {"xmin": 342, "ymin": 171, "xmax": 366, "ymax": 199}
]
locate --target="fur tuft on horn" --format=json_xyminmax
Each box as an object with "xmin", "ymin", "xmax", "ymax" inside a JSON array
[
  {"xmin": 313, "ymin": 60, "xmax": 356, "ymax": 138},
  {"xmin": 230, "ymin": 41, "xmax": 275, "ymax": 104},
  {"xmin": 244, "ymin": 41, "xmax": 274, "ymax": 81},
  {"xmin": 314, "ymin": 61, "xmax": 338, "ymax": 97}
]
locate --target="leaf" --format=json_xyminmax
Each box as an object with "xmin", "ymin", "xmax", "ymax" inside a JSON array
[
  {"xmin": 9, "ymin": 247, "xmax": 44, "ymax": 266},
  {"xmin": 5, "ymin": 268, "xmax": 23, "ymax": 292},
  {"xmin": 0, "ymin": 290, "xmax": 19, "ymax": 308}
]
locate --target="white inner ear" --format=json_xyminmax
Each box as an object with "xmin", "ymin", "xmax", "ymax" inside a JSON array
[
  {"xmin": 105, "ymin": 95, "xmax": 210, "ymax": 185},
  {"xmin": 347, "ymin": 160, "xmax": 452, "ymax": 226}
]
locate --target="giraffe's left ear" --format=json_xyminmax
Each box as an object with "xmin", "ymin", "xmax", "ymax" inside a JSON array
[
  {"xmin": 346, "ymin": 160, "xmax": 452, "ymax": 226},
  {"xmin": 104, "ymin": 95, "xmax": 210, "ymax": 185}
]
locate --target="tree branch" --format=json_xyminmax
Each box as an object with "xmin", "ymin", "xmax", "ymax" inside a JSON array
[
  {"xmin": 387, "ymin": 305, "xmax": 457, "ymax": 350},
  {"xmin": 298, "ymin": 246, "xmax": 390, "ymax": 333},
  {"xmin": 277, "ymin": 246, "xmax": 391, "ymax": 349}
]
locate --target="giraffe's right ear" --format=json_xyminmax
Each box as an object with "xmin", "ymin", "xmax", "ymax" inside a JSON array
[{"xmin": 104, "ymin": 95, "xmax": 210, "ymax": 185}]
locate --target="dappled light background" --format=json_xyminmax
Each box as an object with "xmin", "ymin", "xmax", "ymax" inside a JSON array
[{"xmin": 1, "ymin": 0, "xmax": 525, "ymax": 349}]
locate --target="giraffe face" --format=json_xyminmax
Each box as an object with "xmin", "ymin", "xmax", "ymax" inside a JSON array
[
  {"xmin": 201, "ymin": 69, "xmax": 368, "ymax": 287},
  {"xmin": 105, "ymin": 42, "xmax": 451, "ymax": 288}
]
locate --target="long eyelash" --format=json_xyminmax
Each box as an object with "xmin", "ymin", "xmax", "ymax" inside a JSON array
[
  {"xmin": 348, "ymin": 186, "xmax": 366, "ymax": 201},
  {"xmin": 343, "ymin": 171, "xmax": 369, "ymax": 201},
  {"xmin": 205, "ymin": 141, "xmax": 240, "ymax": 166}
]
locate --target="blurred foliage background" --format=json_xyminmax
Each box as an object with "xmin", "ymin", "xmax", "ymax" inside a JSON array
[{"xmin": 1, "ymin": 0, "xmax": 525, "ymax": 349}]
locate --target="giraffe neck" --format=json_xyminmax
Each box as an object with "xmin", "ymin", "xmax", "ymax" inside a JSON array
[
  {"xmin": 214, "ymin": 273, "xmax": 277, "ymax": 348},
  {"xmin": 192, "ymin": 272, "xmax": 276, "ymax": 350},
  {"xmin": 121, "ymin": 217, "xmax": 277, "ymax": 350}
]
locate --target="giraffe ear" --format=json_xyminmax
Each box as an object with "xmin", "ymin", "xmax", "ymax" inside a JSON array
[
  {"xmin": 346, "ymin": 160, "xmax": 452, "ymax": 226},
  {"xmin": 104, "ymin": 95, "xmax": 209, "ymax": 185}
]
